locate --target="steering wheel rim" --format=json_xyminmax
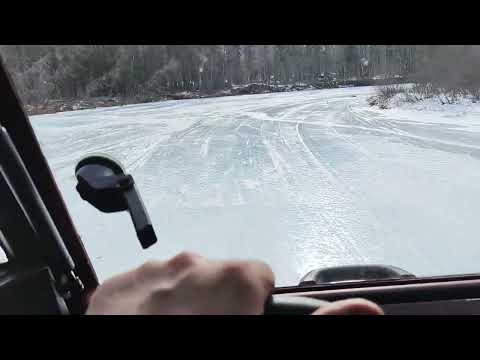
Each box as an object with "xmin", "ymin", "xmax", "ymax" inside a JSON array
[{"xmin": 264, "ymin": 295, "xmax": 330, "ymax": 315}]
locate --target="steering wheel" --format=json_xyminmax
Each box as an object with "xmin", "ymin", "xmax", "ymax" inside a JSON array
[{"xmin": 264, "ymin": 295, "xmax": 330, "ymax": 315}]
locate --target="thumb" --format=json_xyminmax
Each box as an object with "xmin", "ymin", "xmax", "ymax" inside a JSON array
[{"xmin": 312, "ymin": 298, "xmax": 384, "ymax": 315}]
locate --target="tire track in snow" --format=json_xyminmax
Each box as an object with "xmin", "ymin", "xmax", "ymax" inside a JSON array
[{"xmin": 253, "ymin": 100, "xmax": 380, "ymax": 273}]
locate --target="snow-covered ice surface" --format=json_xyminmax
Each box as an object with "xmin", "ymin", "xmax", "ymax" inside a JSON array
[{"xmin": 30, "ymin": 86, "xmax": 480, "ymax": 286}]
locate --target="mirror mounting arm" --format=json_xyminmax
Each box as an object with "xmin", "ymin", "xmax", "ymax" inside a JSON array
[{"xmin": 75, "ymin": 156, "xmax": 157, "ymax": 250}]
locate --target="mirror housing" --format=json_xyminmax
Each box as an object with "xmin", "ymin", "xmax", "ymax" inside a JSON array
[{"xmin": 75, "ymin": 155, "xmax": 157, "ymax": 249}]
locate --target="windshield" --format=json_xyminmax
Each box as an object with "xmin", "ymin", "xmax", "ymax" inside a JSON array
[{"xmin": 2, "ymin": 45, "xmax": 480, "ymax": 287}]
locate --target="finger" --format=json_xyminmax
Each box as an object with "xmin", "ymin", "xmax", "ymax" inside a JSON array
[
  {"xmin": 245, "ymin": 260, "xmax": 275, "ymax": 292},
  {"xmin": 222, "ymin": 260, "xmax": 275, "ymax": 294},
  {"xmin": 312, "ymin": 298, "xmax": 384, "ymax": 315},
  {"xmin": 183, "ymin": 260, "xmax": 276, "ymax": 314},
  {"xmin": 167, "ymin": 251, "xmax": 205, "ymax": 272},
  {"xmin": 136, "ymin": 252, "xmax": 204, "ymax": 284}
]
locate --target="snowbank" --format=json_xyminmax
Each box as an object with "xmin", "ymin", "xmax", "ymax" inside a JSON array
[{"xmin": 381, "ymin": 92, "xmax": 480, "ymax": 114}]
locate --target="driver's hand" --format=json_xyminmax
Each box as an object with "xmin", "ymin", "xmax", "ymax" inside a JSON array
[
  {"xmin": 87, "ymin": 252, "xmax": 274, "ymax": 315},
  {"xmin": 86, "ymin": 252, "xmax": 383, "ymax": 315}
]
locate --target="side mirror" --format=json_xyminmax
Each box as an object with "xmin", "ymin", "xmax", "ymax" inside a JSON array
[{"xmin": 75, "ymin": 155, "xmax": 157, "ymax": 249}]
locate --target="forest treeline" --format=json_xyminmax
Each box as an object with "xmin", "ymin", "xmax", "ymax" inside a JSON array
[{"xmin": 1, "ymin": 45, "xmax": 479, "ymax": 106}]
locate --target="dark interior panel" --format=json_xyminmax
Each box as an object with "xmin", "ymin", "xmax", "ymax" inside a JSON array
[{"xmin": 383, "ymin": 298, "xmax": 480, "ymax": 315}]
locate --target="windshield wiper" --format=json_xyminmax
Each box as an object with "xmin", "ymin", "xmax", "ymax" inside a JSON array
[{"xmin": 298, "ymin": 264, "xmax": 415, "ymax": 286}]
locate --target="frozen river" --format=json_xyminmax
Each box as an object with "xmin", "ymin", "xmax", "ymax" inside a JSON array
[{"xmin": 31, "ymin": 86, "xmax": 480, "ymax": 286}]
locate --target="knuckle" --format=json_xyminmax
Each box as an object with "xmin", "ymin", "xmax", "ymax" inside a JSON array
[
  {"xmin": 219, "ymin": 262, "xmax": 267, "ymax": 313},
  {"xmin": 220, "ymin": 262, "xmax": 265, "ymax": 294},
  {"xmin": 220, "ymin": 262, "xmax": 253, "ymax": 285},
  {"xmin": 248, "ymin": 260, "xmax": 275, "ymax": 289},
  {"xmin": 221, "ymin": 261, "xmax": 274, "ymax": 292},
  {"xmin": 168, "ymin": 251, "xmax": 200, "ymax": 270}
]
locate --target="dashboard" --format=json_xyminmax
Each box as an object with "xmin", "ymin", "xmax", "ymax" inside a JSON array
[{"xmin": 274, "ymin": 276, "xmax": 480, "ymax": 315}]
